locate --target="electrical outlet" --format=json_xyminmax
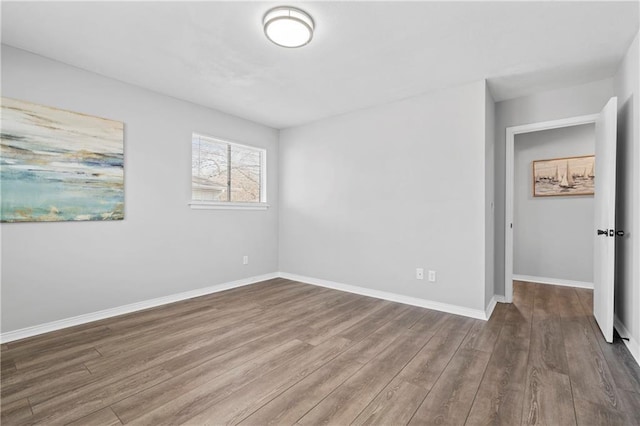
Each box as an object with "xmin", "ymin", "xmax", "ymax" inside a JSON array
[
  {"xmin": 416, "ymin": 268, "xmax": 424, "ymax": 280},
  {"xmin": 428, "ymin": 270, "xmax": 436, "ymax": 282},
  {"xmin": 243, "ymin": 256, "xmax": 249, "ymax": 265}
]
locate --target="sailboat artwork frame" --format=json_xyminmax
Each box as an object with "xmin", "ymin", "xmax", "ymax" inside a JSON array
[{"xmin": 532, "ymin": 154, "xmax": 595, "ymax": 197}]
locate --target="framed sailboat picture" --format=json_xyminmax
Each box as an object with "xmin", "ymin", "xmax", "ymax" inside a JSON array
[{"xmin": 532, "ymin": 155, "xmax": 595, "ymax": 197}]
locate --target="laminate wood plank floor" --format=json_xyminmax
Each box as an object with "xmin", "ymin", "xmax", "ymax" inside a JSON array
[{"xmin": 2, "ymin": 279, "xmax": 640, "ymax": 425}]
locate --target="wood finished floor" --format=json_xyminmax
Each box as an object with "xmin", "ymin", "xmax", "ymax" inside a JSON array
[{"xmin": 2, "ymin": 279, "xmax": 640, "ymax": 425}]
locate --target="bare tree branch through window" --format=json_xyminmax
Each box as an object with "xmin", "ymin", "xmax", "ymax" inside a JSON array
[{"xmin": 192, "ymin": 134, "xmax": 264, "ymax": 203}]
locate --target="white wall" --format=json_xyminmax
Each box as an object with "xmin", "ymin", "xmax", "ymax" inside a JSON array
[
  {"xmin": 495, "ymin": 78, "xmax": 614, "ymax": 296},
  {"xmin": 279, "ymin": 81, "xmax": 490, "ymax": 312},
  {"xmin": 485, "ymin": 86, "xmax": 496, "ymax": 307},
  {"xmin": 4, "ymin": 37, "xmax": 634, "ymax": 340},
  {"xmin": 0, "ymin": 46, "xmax": 279, "ymax": 332},
  {"xmin": 513, "ymin": 124, "xmax": 595, "ymax": 283},
  {"xmin": 613, "ymin": 31, "xmax": 640, "ymax": 360}
]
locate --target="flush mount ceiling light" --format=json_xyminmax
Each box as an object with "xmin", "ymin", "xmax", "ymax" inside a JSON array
[{"xmin": 263, "ymin": 6, "xmax": 314, "ymax": 48}]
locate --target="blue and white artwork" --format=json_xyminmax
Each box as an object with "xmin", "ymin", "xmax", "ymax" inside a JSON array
[{"xmin": 1, "ymin": 97, "xmax": 124, "ymax": 222}]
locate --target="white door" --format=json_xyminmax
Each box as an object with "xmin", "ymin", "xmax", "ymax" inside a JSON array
[{"xmin": 593, "ymin": 97, "xmax": 617, "ymax": 343}]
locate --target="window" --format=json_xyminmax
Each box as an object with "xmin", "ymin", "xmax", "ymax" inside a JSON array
[{"xmin": 190, "ymin": 133, "xmax": 267, "ymax": 209}]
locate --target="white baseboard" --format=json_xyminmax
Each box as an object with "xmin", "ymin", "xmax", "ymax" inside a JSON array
[
  {"xmin": 614, "ymin": 316, "xmax": 640, "ymax": 367},
  {"xmin": 513, "ymin": 274, "xmax": 593, "ymax": 289},
  {"xmin": 0, "ymin": 272, "xmax": 279, "ymax": 344},
  {"xmin": 278, "ymin": 272, "xmax": 490, "ymax": 320},
  {"xmin": 485, "ymin": 296, "xmax": 498, "ymax": 319},
  {"xmin": 1, "ymin": 271, "xmax": 508, "ymax": 343},
  {"xmin": 485, "ymin": 295, "xmax": 507, "ymax": 319}
]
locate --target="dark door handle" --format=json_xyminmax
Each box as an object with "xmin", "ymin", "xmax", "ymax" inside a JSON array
[{"xmin": 597, "ymin": 229, "xmax": 624, "ymax": 237}]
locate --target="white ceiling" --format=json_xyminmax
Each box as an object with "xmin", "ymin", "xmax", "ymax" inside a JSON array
[{"xmin": 2, "ymin": 1, "xmax": 638, "ymax": 129}]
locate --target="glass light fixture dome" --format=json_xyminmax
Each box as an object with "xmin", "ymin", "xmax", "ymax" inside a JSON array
[{"xmin": 263, "ymin": 6, "xmax": 314, "ymax": 48}]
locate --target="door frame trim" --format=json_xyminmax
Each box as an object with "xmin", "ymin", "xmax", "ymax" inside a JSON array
[{"xmin": 504, "ymin": 114, "xmax": 599, "ymax": 303}]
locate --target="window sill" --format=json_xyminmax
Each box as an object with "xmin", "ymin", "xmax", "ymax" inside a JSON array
[{"xmin": 189, "ymin": 201, "xmax": 270, "ymax": 210}]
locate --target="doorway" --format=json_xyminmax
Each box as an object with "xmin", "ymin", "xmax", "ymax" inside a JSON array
[
  {"xmin": 512, "ymin": 124, "xmax": 596, "ymax": 290},
  {"xmin": 504, "ymin": 114, "xmax": 599, "ymax": 303},
  {"xmin": 505, "ymin": 97, "xmax": 618, "ymax": 342}
]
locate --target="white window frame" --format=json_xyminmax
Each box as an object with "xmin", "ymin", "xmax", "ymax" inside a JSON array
[{"xmin": 189, "ymin": 133, "xmax": 269, "ymax": 210}]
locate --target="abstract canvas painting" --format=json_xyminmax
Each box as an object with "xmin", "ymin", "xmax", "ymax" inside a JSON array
[
  {"xmin": 1, "ymin": 97, "xmax": 124, "ymax": 222},
  {"xmin": 532, "ymin": 155, "xmax": 594, "ymax": 197}
]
